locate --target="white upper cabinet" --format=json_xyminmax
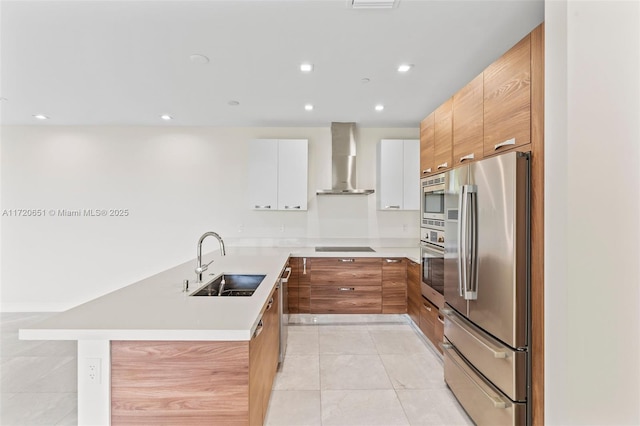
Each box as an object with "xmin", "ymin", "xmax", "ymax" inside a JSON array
[
  {"xmin": 248, "ymin": 139, "xmax": 308, "ymax": 211},
  {"xmin": 376, "ymin": 139, "xmax": 419, "ymax": 210}
]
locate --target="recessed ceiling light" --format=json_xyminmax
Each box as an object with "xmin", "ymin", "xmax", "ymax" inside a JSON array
[
  {"xmin": 0, "ymin": 97, "xmax": 7, "ymax": 101},
  {"xmin": 375, "ymin": 104, "xmax": 384, "ymax": 112},
  {"xmin": 300, "ymin": 63, "xmax": 313, "ymax": 73},
  {"xmin": 397, "ymin": 64, "xmax": 413, "ymax": 73},
  {"xmin": 160, "ymin": 114, "xmax": 173, "ymax": 121},
  {"xmin": 361, "ymin": 77, "xmax": 371, "ymax": 84},
  {"xmin": 189, "ymin": 54, "xmax": 210, "ymax": 64},
  {"xmin": 304, "ymin": 104, "xmax": 314, "ymax": 111},
  {"xmin": 33, "ymin": 114, "xmax": 48, "ymax": 120},
  {"xmin": 228, "ymin": 100, "xmax": 240, "ymax": 106}
]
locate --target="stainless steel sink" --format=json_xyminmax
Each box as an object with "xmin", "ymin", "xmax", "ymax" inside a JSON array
[{"xmin": 190, "ymin": 274, "xmax": 266, "ymax": 297}]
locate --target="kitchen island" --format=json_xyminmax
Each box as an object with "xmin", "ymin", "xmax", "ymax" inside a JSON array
[{"xmin": 19, "ymin": 245, "xmax": 419, "ymax": 425}]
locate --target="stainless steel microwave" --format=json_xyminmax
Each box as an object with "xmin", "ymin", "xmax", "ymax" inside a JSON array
[{"xmin": 421, "ymin": 173, "xmax": 446, "ymax": 229}]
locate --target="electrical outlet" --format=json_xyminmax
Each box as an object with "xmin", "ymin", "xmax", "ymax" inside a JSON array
[{"xmin": 86, "ymin": 358, "xmax": 101, "ymax": 384}]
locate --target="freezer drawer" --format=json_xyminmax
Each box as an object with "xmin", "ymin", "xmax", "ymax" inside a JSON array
[
  {"xmin": 444, "ymin": 339, "xmax": 526, "ymax": 426},
  {"xmin": 443, "ymin": 305, "xmax": 527, "ymax": 401}
]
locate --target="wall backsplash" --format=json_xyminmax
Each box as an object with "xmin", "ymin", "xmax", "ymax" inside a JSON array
[{"xmin": 0, "ymin": 125, "xmax": 419, "ymax": 310}]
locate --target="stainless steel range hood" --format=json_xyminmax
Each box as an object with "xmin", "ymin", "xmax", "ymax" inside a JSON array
[{"xmin": 316, "ymin": 122, "xmax": 374, "ymax": 195}]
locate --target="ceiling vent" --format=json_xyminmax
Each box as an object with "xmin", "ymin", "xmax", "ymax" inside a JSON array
[{"xmin": 349, "ymin": 0, "xmax": 399, "ymax": 9}]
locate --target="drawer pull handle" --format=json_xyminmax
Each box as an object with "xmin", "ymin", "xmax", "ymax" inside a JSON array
[
  {"xmin": 385, "ymin": 259, "xmax": 401, "ymax": 263},
  {"xmin": 384, "ymin": 205, "xmax": 400, "ymax": 209},
  {"xmin": 253, "ymin": 320, "xmax": 264, "ymax": 338},
  {"xmin": 266, "ymin": 297, "xmax": 274, "ymax": 310},
  {"xmin": 494, "ymin": 138, "xmax": 516, "ymax": 151},
  {"xmin": 459, "ymin": 153, "xmax": 474, "ymax": 163},
  {"xmin": 338, "ymin": 287, "xmax": 355, "ymax": 291},
  {"xmin": 437, "ymin": 315, "xmax": 445, "ymax": 324},
  {"xmin": 255, "ymin": 205, "xmax": 271, "ymax": 209},
  {"xmin": 303, "ymin": 258, "xmax": 307, "ymax": 275},
  {"xmin": 284, "ymin": 205, "xmax": 301, "ymax": 209},
  {"xmin": 425, "ymin": 305, "xmax": 432, "ymax": 312},
  {"xmin": 422, "ymin": 168, "xmax": 432, "ymax": 174},
  {"xmin": 436, "ymin": 162, "xmax": 448, "ymax": 170},
  {"xmin": 339, "ymin": 258, "xmax": 355, "ymax": 263}
]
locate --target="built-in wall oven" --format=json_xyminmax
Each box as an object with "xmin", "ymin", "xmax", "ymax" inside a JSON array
[
  {"xmin": 420, "ymin": 228, "xmax": 445, "ymax": 309},
  {"xmin": 421, "ymin": 173, "xmax": 446, "ymax": 230}
]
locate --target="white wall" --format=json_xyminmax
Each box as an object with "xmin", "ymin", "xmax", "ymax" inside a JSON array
[
  {"xmin": 0, "ymin": 126, "xmax": 419, "ymax": 311},
  {"xmin": 545, "ymin": 1, "xmax": 640, "ymax": 424}
]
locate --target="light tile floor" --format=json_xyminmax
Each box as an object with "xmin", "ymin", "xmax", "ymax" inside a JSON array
[{"xmin": 0, "ymin": 313, "xmax": 471, "ymax": 426}]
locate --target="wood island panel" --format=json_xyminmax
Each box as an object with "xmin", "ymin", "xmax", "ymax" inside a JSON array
[{"xmin": 111, "ymin": 341, "xmax": 249, "ymax": 425}]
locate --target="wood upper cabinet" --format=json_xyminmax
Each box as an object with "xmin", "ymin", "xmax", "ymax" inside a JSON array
[
  {"xmin": 310, "ymin": 257, "xmax": 382, "ymax": 314},
  {"xmin": 434, "ymin": 97, "xmax": 453, "ymax": 173},
  {"xmin": 407, "ymin": 260, "xmax": 421, "ymax": 326},
  {"xmin": 420, "ymin": 114, "xmax": 435, "ymax": 177},
  {"xmin": 382, "ymin": 258, "xmax": 407, "ymax": 314},
  {"xmin": 483, "ymin": 34, "xmax": 531, "ymax": 156},
  {"xmin": 453, "ymin": 73, "xmax": 484, "ymax": 165}
]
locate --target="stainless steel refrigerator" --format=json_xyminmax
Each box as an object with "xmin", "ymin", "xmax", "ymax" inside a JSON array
[{"xmin": 442, "ymin": 151, "xmax": 530, "ymax": 425}]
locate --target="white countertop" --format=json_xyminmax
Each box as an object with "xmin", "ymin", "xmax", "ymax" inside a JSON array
[{"xmin": 19, "ymin": 245, "xmax": 420, "ymax": 342}]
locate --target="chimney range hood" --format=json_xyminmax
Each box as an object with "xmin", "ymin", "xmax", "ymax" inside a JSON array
[{"xmin": 316, "ymin": 122, "xmax": 374, "ymax": 195}]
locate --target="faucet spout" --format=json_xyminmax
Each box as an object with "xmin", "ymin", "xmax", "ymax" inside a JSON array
[{"xmin": 196, "ymin": 231, "xmax": 226, "ymax": 282}]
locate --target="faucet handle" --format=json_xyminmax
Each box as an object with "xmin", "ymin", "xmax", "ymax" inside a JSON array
[{"xmin": 195, "ymin": 259, "xmax": 215, "ymax": 275}]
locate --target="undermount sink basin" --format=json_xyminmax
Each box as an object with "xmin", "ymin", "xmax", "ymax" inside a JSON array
[{"xmin": 191, "ymin": 274, "xmax": 266, "ymax": 297}]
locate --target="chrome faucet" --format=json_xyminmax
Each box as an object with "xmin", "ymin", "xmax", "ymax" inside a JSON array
[{"xmin": 195, "ymin": 231, "xmax": 226, "ymax": 282}]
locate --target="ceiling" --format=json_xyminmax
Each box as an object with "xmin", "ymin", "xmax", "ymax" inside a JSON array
[{"xmin": 0, "ymin": 0, "xmax": 544, "ymax": 127}]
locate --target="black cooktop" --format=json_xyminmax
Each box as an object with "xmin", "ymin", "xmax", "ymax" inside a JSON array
[{"xmin": 315, "ymin": 246, "xmax": 376, "ymax": 253}]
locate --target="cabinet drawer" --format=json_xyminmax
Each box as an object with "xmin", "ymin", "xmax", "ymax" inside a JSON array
[
  {"xmin": 310, "ymin": 285, "xmax": 382, "ymax": 314},
  {"xmin": 419, "ymin": 299, "xmax": 436, "ymax": 337},
  {"xmin": 311, "ymin": 257, "xmax": 382, "ymax": 286}
]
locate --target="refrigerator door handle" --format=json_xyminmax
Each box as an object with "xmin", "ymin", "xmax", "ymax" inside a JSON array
[
  {"xmin": 457, "ymin": 185, "xmax": 466, "ymax": 297},
  {"xmin": 466, "ymin": 184, "xmax": 478, "ymax": 300}
]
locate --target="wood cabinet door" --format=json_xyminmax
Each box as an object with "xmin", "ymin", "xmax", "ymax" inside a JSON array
[
  {"xmin": 453, "ymin": 73, "xmax": 484, "ymax": 166},
  {"xmin": 483, "ymin": 34, "xmax": 531, "ymax": 156},
  {"xmin": 420, "ymin": 113, "xmax": 435, "ymax": 177},
  {"xmin": 433, "ymin": 97, "xmax": 453, "ymax": 172},
  {"xmin": 288, "ymin": 258, "xmax": 300, "ymax": 314},
  {"xmin": 298, "ymin": 257, "xmax": 311, "ymax": 313},
  {"xmin": 407, "ymin": 261, "xmax": 421, "ymax": 325},
  {"xmin": 382, "ymin": 258, "xmax": 407, "ymax": 314}
]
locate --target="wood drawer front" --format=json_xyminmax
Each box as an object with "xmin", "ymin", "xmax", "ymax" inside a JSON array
[
  {"xmin": 311, "ymin": 257, "xmax": 382, "ymax": 286},
  {"xmin": 407, "ymin": 261, "xmax": 421, "ymax": 325},
  {"xmin": 310, "ymin": 285, "xmax": 382, "ymax": 314},
  {"xmin": 112, "ymin": 341, "xmax": 249, "ymax": 424},
  {"xmin": 419, "ymin": 299, "xmax": 437, "ymax": 337}
]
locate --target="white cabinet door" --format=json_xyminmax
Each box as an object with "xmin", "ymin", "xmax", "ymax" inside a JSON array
[
  {"xmin": 403, "ymin": 139, "xmax": 420, "ymax": 210},
  {"xmin": 377, "ymin": 139, "xmax": 420, "ymax": 210},
  {"xmin": 377, "ymin": 139, "xmax": 404, "ymax": 210},
  {"xmin": 277, "ymin": 139, "xmax": 308, "ymax": 211},
  {"xmin": 248, "ymin": 139, "xmax": 278, "ymax": 210}
]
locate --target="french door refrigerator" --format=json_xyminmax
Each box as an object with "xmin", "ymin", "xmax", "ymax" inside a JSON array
[{"xmin": 442, "ymin": 151, "xmax": 530, "ymax": 425}]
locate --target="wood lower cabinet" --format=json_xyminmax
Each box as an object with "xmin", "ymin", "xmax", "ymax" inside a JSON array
[
  {"xmin": 483, "ymin": 33, "xmax": 531, "ymax": 156},
  {"xmin": 382, "ymin": 258, "xmax": 407, "ymax": 314},
  {"xmin": 298, "ymin": 257, "xmax": 311, "ymax": 313},
  {"xmin": 420, "ymin": 113, "xmax": 435, "ymax": 177},
  {"xmin": 288, "ymin": 258, "xmax": 299, "ymax": 314},
  {"xmin": 310, "ymin": 257, "xmax": 382, "ymax": 314},
  {"xmin": 111, "ymin": 287, "xmax": 280, "ymax": 426},
  {"xmin": 453, "ymin": 72, "xmax": 484, "ymax": 166},
  {"xmin": 407, "ymin": 260, "xmax": 421, "ymax": 325},
  {"xmin": 419, "ymin": 297, "xmax": 443, "ymax": 354}
]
